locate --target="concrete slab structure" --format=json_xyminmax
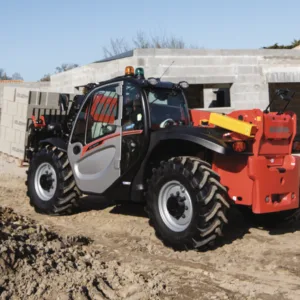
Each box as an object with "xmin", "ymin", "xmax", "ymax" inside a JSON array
[
  {"xmin": 2, "ymin": 48, "xmax": 300, "ymax": 160},
  {"xmin": 49, "ymin": 48, "xmax": 300, "ymax": 113},
  {"xmin": 0, "ymin": 86, "xmax": 75, "ymax": 160}
]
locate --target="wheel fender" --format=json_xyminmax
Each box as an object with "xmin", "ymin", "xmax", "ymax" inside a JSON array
[
  {"xmin": 162, "ymin": 133, "xmax": 232, "ymax": 155},
  {"xmin": 39, "ymin": 137, "xmax": 67, "ymax": 152}
]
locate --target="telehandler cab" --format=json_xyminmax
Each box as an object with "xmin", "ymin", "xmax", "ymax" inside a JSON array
[{"xmin": 25, "ymin": 66, "xmax": 300, "ymax": 250}]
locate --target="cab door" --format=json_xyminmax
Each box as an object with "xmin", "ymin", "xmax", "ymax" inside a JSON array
[{"xmin": 67, "ymin": 82, "xmax": 123, "ymax": 194}]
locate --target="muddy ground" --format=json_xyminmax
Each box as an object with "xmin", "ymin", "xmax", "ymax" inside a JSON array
[{"xmin": 0, "ymin": 155, "xmax": 300, "ymax": 299}]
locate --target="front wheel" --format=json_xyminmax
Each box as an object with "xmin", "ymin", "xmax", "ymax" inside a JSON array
[
  {"xmin": 146, "ymin": 156, "xmax": 230, "ymax": 250},
  {"xmin": 26, "ymin": 145, "xmax": 80, "ymax": 215}
]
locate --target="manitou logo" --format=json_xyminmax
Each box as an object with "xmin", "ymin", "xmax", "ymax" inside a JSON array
[{"xmin": 269, "ymin": 126, "xmax": 290, "ymax": 133}]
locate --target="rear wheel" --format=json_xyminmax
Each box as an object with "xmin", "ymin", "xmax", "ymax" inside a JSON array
[
  {"xmin": 26, "ymin": 145, "xmax": 80, "ymax": 215},
  {"xmin": 146, "ymin": 156, "xmax": 230, "ymax": 250}
]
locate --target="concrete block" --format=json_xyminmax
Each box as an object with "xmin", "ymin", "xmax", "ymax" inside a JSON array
[
  {"xmin": 235, "ymin": 92, "xmax": 261, "ymax": 102},
  {"xmin": 28, "ymin": 91, "xmax": 39, "ymax": 105},
  {"xmin": 233, "ymin": 100, "xmax": 266, "ymax": 110},
  {"xmin": 14, "ymin": 130, "xmax": 25, "ymax": 146},
  {"xmin": 3, "ymin": 87, "xmax": 16, "ymax": 102},
  {"xmin": 230, "ymin": 83, "xmax": 262, "ymax": 94},
  {"xmin": 0, "ymin": 139, "xmax": 11, "ymax": 154},
  {"xmin": 7, "ymin": 101, "xmax": 18, "ymax": 116},
  {"xmin": 11, "ymin": 142, "xmax": 25, "ymax": 159},
  {"xmin": 0, "ymin": 86, "xmax": 4, "ymax": 109},
  {"xmin": 5, "ymin": 127, "xmax": 15, "ymax": 143},
  {"xmin": 47, "ymin": 92, "xmax": 60, "ymax": 106},
  {"xmin": 17, "ymin": 102, "xmax": 28, "ymax": 118},
  {"xmin": 162, "ymin": 75, "xmax": 236, "ymax": 85},
  {"xmin": 237, "ymin": 66, "xmax": 262, "ymax": 75},
  {"xmin": 0, "ymin": 125, "xmax": 5, "ymax": 139},
  {"xmin": 232, "ymin": 74, "xmax": 262, "ymax": 83},
  {"xmin": 37, "ymin": 92, "xmax": 60, "ymax": 107},
  {"xmin": 15, "ymin": 88, "xmax": 30, "ymax": 104},
  {"xmin": 164, "ymin": 66, "xmax": 237, "ymax": 78},
  {"xmin": 12, "ymin": 115, "xmax": 28, "ymax": 132},
  {"xmin": 1, "ymin": 100, "xmax": 8, "ymax": 114},
  {"xmin": 0, "ymin": 114, "xmax": 13, "ymax": 128}
]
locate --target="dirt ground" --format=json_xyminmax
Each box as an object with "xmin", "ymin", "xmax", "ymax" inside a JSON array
[{"xmin": 1, "ymin": 155, "xmax": 300, "ymax": 300}]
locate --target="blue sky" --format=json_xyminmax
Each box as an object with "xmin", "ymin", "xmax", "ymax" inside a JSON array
[{"xmin": 0, "ymin": 0, "xmax": 299, "ymax": 81}]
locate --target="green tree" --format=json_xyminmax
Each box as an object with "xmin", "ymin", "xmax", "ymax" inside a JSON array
[{"xmin": 263, "ymin": 39, "xmax": 300, "ymax": 49}]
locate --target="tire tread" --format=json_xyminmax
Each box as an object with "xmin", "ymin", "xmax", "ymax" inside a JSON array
[
  {"xmin": 146, "ymin": 156, "xmax": 230, "ymax": 250},
  {"xmin": 26, "ymin": 145, "xmax": 80, "ymax": 215}
]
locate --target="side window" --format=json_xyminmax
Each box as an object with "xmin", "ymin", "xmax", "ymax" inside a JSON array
[
  {"xmin": 122, "ymin": 82, "xmax": 144, "ymax": 131},
  {"xmin": 86, "ymin": 84, "xmax": 120, "ymax": 144},
  {"xmin": 71, "ymin": 96, "xmax": 90, "ymax": 144}
]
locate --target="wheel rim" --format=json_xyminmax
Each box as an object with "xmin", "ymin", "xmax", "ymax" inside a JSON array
[
  {"xmin": 158, "ymin": 180, "xmax": 193, "ymax": 232},
  {"xmin": 34, "ymin": 162, "xmax": 57, "ymax": 201}
]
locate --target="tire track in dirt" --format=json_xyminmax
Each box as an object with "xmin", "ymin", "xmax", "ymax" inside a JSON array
[{"xmin": 1, "ymin": 162, "xmax": 300, "ymax": 299}]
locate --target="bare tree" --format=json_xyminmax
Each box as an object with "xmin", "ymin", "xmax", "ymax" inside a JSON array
[
  {"xmin": 103, "ymin": 31, "xmax": 191, "ymax": 58},
  {"xmin": 40, "ymin": 74, "xmax": 51, "ymax": 82},
  {"xmin": 151, "ymin": 34, "xmax": 185, "ymax": 49},
  {"xmin": 133, "ymin": 31, "xmax": 185, "ymax": 49},
  {"xmin": 0, "ymin": 69, "xmax": 23, "ymax": 80},
  {"xmin": 0, "ymin": 69, "xmax": 11, "ymax": 80},
  {"xmin": 55, "ymin": 63, "xmax": 79, "ymax": 73},
  {"xmin": 133, "ymin": 31, "xmax": 151, "ymax": 48},
  {"xmin": 11, "ymin": 72, "xmax": 23, "ymax": 80},
  {"xmin": 102, "ymin": 38, "xmax": 131, "ymax": 58}
]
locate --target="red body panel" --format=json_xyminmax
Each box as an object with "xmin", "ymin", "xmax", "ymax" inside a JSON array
[
  {"xmin": 190, "ymin": 108, "xmax": 300, "ymax": 214},
  {"xmin": 189, "ymin": 109, "xmax": 214, "ymax": 127},
  {"xmin": 213, "ymin": 154, "xmax": 300, "ymax": 213}
]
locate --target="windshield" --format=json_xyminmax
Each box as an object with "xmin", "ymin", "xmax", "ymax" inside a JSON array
[{"xmin": 146, "ymin": 88, "xmax": 189, "ymax": 128}]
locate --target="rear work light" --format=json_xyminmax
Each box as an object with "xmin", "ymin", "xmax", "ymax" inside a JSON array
[{"xmin": 232, "ymin": 141, "xmax": 246, "ymax": 152}]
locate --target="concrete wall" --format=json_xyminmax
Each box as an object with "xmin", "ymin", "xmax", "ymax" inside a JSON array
[
  {"xmin": 2, "ymin": 48, "xmax": 300, "ymax": 159},
  {"xmin": 0, "ymin": 86, "xmax": 76, "ymax": 160},
  {"xmin": 50, "ymin": 48, "xmax": 300, "ymax": 112}
]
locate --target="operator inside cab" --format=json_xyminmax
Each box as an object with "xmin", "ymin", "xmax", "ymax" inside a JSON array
[{"xmin": 122, "ymin": 84, "xmax": 143, "ymax": 131}]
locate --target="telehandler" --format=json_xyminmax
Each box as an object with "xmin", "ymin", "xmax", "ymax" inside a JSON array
[{"xmin": 25, "ymin": 66, "xmax": 300, "ymax": 250}]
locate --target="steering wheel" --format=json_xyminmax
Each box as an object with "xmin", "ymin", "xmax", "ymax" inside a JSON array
[{"xmin": 160, "ymin": 118, "xmax": 176, "ymax": 128}]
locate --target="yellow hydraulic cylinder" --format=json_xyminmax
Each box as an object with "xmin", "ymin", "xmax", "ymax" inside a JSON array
[{"xmin": 208, "ymin": 113, "xmax": 256, "ymax": 137}]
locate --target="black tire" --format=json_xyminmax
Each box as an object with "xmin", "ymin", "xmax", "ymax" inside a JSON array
[
  {"xmin": 146, "ymin": 156, "xmax": 230, "ymax": 250},
  {"xmin": 26, "ymin": 145, "xmax": 80, "ymax": 215}
]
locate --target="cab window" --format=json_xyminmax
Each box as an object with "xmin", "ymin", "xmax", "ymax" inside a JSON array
[
  {"xmin": 71, "ymin": 83, "xmax": 120, "ymax": 144},
  {"xmin": 87, "ymin": 84, "xmax": 119, "ymax": 143},
  {"xmin": 122, "ymin": 82, "xmax": 144, "ymax": 131}
]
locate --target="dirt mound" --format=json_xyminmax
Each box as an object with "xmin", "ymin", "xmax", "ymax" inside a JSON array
[{"xmin": 0, "ymin": 207, "xmax": 167, "ymax": 300}]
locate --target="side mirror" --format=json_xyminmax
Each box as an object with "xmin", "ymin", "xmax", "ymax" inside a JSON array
[{"xmin": 275, "ymin": 89, "xmax": 294, "ymax": 101}]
